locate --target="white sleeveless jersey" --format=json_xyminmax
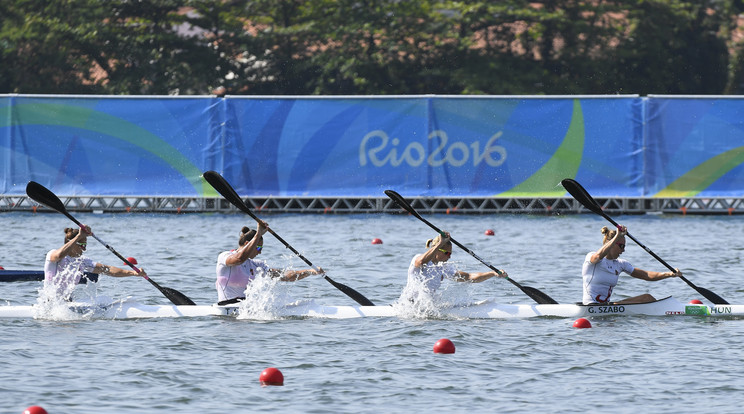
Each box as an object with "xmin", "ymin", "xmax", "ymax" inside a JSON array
[{"xmin": 400, "ymin": 254, "xmax": 457, "ymax": 301}]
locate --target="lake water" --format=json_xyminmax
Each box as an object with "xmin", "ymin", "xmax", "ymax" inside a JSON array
[{"xmin": 1, "ymin": 211, "xmax": 743, "ymax": 413}]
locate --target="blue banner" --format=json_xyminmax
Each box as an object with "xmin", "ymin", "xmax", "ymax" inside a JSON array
[
  {"xmin": 0, "ymin": 96, "xmax": 216, "ymax": 196},
  {"xmin": 645, "ymin": 97, "xmax": 744, "ymax": 197},
  {"xmin": 1, "ymin": 94, "xmax": 742, "ymax": 197}
]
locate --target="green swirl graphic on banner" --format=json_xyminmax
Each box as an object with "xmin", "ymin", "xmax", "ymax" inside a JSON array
[
  {"xmin": 654, "ymin": 146, "xmax": 744, "ymax": 197},
  {"xmin": 0, "ymin": 103, "xmax": 213, "ymax": 195},
  {"xmin": 499, "ymin": 99, "xmax": 584, "ymax": 196}
]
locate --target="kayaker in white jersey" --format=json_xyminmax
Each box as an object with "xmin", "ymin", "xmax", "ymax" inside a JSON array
[
  {"xmin": 215, "ymin": 220, "xmax": 324, "ymax": 305},
  {"xmin": 45, "ymin": 226, "xmax": 144, "ymax": 300},
  {"xmin": 582, "ymin": 225, "xmax": 682, "ymax": 305},
  {"xmin": 400, "ymin": 231, "xmax": 506, "ymax": 302}
]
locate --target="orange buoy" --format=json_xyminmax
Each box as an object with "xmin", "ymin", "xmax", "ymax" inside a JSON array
[
  {"xmin": 573, "ymin": 318, "xmax": 592, "ymax": 329},
  {"xmin": 259, "ymin": 367, "xmax": 284, "ymax": 386},
  {"xmin": 433, "ymin": 338, "xmax": 456, "ymax": 354}
]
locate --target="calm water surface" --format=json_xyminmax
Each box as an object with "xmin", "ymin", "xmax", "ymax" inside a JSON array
[{"xmin": 1, "ymin": 212, "xmax": 743, "ymax": 413}]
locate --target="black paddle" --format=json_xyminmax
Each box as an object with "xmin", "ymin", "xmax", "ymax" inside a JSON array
[
  {"xmin": 25, "ymin": 181, "xmax": 196, "ymax": 306},
  {"xmin": 384, "ymin": 190, "xmax": 559, "ymax": 305},
  {"xmin": 203, "ymin": 170, "xmax": 375, "ymax": 306},
  {"xmin": 561, "ymin": 178, "xmax": 729, "ymax": 305}
]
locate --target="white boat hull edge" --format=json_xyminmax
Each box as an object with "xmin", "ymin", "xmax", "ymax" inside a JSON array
[{"xmin": 0, "ymin": 297, "xmax": 742, "ymax": 320}]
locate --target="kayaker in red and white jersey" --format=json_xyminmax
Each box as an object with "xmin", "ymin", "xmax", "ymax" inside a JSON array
[
  {"xmin": 215, "ymin": 220, "xmax": 323, "ymax": 305},
  {"xmin": 400, "ymin": 231, "xmax": 506, "ymax": 302},
  {"xmin": 582, "ymin": 225, "xmax": 682, "ymax": 305},
  {"xmin": 44, "ymin": 226, "xmax": 144, "ymax": 300}
]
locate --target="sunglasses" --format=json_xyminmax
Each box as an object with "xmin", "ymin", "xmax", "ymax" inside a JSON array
[
  {"xmin": 256, "ymin": 245, "xmax": 263, "ymax": 252},
  {"xmin": 437, "ymin": 248, "xmax": 451, "ymax": 256},
  {"xmin": 615, "ymin": 243, "xmax": 625, "ymax": 249},
  {"xmin": 76, "ymin": 242, "xmax": 87, "ymax": 247}
]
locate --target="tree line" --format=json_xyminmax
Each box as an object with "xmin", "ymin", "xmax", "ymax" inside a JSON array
[{"xmin": 2, "ymin": 0, "xmax": 743, "ymax": 96}]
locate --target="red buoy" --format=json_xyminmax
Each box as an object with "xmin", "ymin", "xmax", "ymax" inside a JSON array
[
  {"xmin": 484, "ymin": 229, "xmax": 495, "ymax": 236},
  {"xmin": 371, "ymin": 238, "xmax": 383, "ymax": 245},
  {"xmin": 24, "ymin": 406, "xmax": 48, "ymax": 414},
  {"xmin": 433, "ymin": 338, "xmax": 456, "ymax": 354},
  {"xmin": 689, "ymin": 299, "xmax": 703, "ymax": 304},
  {"xmin": 0, "ymin": 265, "xmax": 4, "ymax": 270},
  {"xmin": 125, "ymin": 257, "xmax": 138, "ymax": 265},
  {"xmin": 259, "ymin": 367, "xmax": 284, "ymax": 386},
  {"xmin": 573, "ymin": 318, "xmax": 592, "ymax": 329}
]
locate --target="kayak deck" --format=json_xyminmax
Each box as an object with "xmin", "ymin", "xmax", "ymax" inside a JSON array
[
  {"xmin": 0, "ymin": 269, "xmax": 98, "ymax": 283},
  {"xmin": 0, "ymin": 296, "xmax": 743, "ymax": 320}
]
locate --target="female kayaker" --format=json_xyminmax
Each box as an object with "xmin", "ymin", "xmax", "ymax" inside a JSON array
[
  {"xmin": 45, "ymin": 226, "xmax": 144, "ymax": 300},
  {"xmin": 399, "ymin": 231, "xmax": 506, "ymax": 302},
  {"xmin": 582, "ymin": 225, "xmax": 682, "ymax": 305},
  {"xmin": 215, "ymin": 220, "xmax": 323, "ymax": 305}
]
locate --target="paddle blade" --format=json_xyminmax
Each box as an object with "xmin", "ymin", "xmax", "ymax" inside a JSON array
[
  {"xmin": 519, "ymin": 285, "xmax": 559, "ymax": 305},
  {"xmin": 144, "ymin": 277, "xmax": 195, "ymax": 306},
  {"xmin": 324, "ymin": 276, "xmax": 375, "ymax": 306},
  {"xmin": 684, "ymin": 279, "xmax": 729, "ymax": 305},
  {"xmin": 203, "ymin": 170, "xmax": 253, "ymax": 216},
  {"xmin": 385, "ymin": 190, "xmax": 420, "ymax": 218},
  {"xmin": 561, "ymin": 178, "xmax": 603, "ymax": 215},
  {"xmin": 26, "ymin": 181, "xmax": 67, "ymax": 214}
]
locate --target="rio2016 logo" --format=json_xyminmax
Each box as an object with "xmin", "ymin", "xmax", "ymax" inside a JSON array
[{"xmin": 359, "ymin": 130, "xmax": 507, "ymax": 168}]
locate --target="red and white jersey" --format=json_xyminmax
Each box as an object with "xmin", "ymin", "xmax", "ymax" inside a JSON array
[
  {"xmin": 215, "ymin": 250, "xmax": 270, "ymax": 302},
  {"xmin": 582, "ymin": 251, "xmax": 634, "ymax": 305},
  {"xmin": 44, "ymin": 250, "xmax": 95, "ymax": 298}
]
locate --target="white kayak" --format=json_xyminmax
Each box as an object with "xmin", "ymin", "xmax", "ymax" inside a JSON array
[{"xmin": 0, "ymin": 296, "xmax": 742, "ymax": 320}]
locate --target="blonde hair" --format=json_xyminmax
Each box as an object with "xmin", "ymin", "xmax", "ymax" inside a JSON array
[
  {"xmin": 426, "ymin": 234, "xmax": 446, "ymax": 248},
  {"xmin": 600, "ymin": 226, "xmax": 619, "ymax": 244}
]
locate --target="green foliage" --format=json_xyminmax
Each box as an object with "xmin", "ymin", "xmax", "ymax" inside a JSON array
[{"xmin": 0, "ymin": 0, "xmax": 740, "ymax": 95}]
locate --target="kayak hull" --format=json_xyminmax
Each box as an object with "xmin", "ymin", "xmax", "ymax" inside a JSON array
[{"xmin": 0, "ymin": 296, "xmax": 742, "ymax": 320}]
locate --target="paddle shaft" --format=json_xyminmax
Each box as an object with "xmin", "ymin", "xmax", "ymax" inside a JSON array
[
  {"xmin": 402, "ymin": 206, "xmax": 505, "ymax": 276},
  {"xmin": 561, "ymin": 178, "xmax": 729, "ymax": 305},
  {"xmin": 204, "ymin": 171, "xmax": 375, "ymax": 306},
  {"xmin": 234, "ymin": 204, "xmax": 320, "ymax": 271},
  {"xmin": 26, "ymin": 181, "xmax": 196, "ymax": 305},
  {"xmin": 58, "ymin": 211, "xmax": 143, "ymax": 273},
  {"xmin": 583, "ymin": 204, "xmax": 718, "ymax": 300},
  {"xmin": 385, "ymin": 190, "xmax": 558, "ymax": 304}
]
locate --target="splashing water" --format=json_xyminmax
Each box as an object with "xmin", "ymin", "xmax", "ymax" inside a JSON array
[
  {"xmin": 236, "ymin": 268, "xmax": 299, "ymax": 320},
  {"xmin": 393, "ymin": 270, "xmax": 484, "ymax": 319},
  {"xmin": 34, "ymin": 256, "xmax": 101, "ymax": 320}
]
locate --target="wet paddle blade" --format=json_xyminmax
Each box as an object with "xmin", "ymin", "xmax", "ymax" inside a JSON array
[
  {"xmin": 323, "ymin": 276, "xmax": 375, "ymax": 306},
  {"xmin": 385, "ymin": 190, "xmax": 421, "ymax": 218},
  {"xmin": 561, "ymin": 178, "xmax": 604, "ymax": 215},
  {"xmin": 684, "ymin": 278, "xmax": 729, "ymax": 305},
  {"xmin": 26, "ymin": 181, "xmax": 70, "ymax": 215},
  {"xmin": 147, "ymin": 279, "xmax": 196, "ymax": 306},
  {"xmin": 519, "ymin": 285, "xmax": 559, "ymax": 305},
  {"xmin": 203, "ymin": 170, "xmax": 254, "ymax": 216}
]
